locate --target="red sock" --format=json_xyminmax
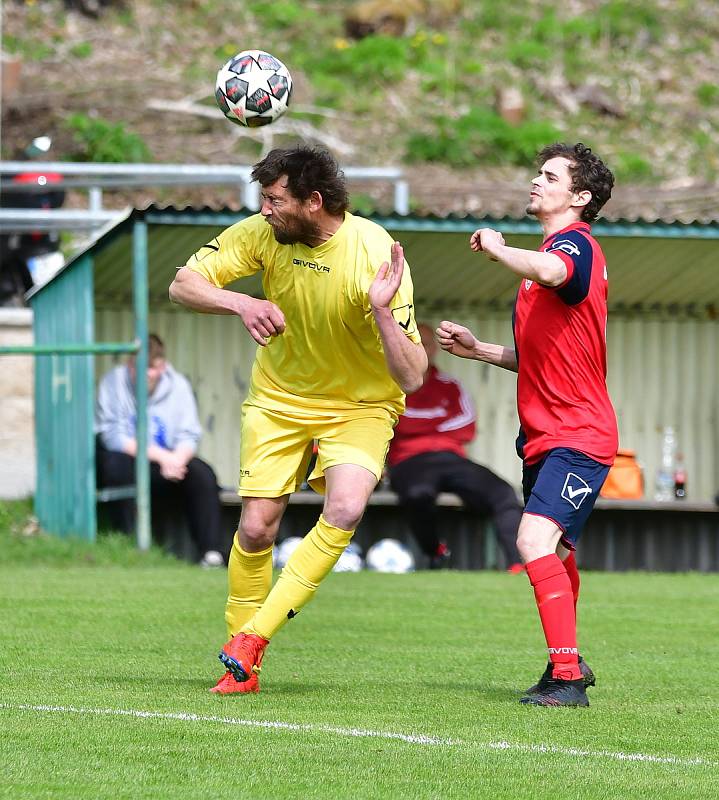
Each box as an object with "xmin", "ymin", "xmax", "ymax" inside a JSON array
[
  {"xmin": 564, "ymin": 551, "xmax": 580, "ymax": 611},
  {"xmin": 525, "ymin": 554, "xmax": 581, "ymax": 681}
]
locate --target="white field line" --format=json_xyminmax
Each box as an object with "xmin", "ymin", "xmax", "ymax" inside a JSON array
[{"xmin": 1, "ymin": 702, "xmax": 714, "ymax": 768}]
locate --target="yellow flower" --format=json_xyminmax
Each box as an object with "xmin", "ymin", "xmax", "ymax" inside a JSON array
[{"xmin": 334, "ymin": 38, "xmax": 350, "ymax": 50}]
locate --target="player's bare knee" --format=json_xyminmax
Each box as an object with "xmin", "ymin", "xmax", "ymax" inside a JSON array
[
  {"xmin": 516, "ymin": 533, "xmax": 538, "ymax": 563},
  {"xmin": 516, "ymin": 524, "xmax": 542, "ymax": 562},
  {"xmin": 517, "ymin": 527, "xmax": 559, "ymax": 563},
  {"xmin": 322, "ymin": 496, "xmax": 365, "ymax": 531},
  {"xmin": 238, "ymin": 516, "xmax": 277, "ymax": 550}
]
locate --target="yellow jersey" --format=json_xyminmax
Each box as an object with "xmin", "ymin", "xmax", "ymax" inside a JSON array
[{"xmin": 185, "ymin": 212, "xmax": 420, "ymax": 419}]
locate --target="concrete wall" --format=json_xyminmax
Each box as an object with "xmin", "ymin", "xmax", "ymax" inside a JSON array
[{"xmin": 0, "ymin": 308, "xmax": 35, "ymax": 498}]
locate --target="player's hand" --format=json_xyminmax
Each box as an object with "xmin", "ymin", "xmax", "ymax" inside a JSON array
[
  {"xmin": 469, "ymin": 228, "xmax": 505, "ymax": 260},
  {"xmin": 158, "ymin": 451, "xmax": 188, "ymax": 481},
  {"xmin": 369, "ymin": 241, "xmax": 405, "ymax": 311},
  {"xmin": 237, "ymin": 296, "xmax": 286, "ymax": 346},
  {"xmin": 436, "ymin": 321, "xmax": 477, "ymax": 359}
]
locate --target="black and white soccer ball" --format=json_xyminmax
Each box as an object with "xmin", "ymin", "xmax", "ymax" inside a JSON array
[
  {"xmin": 366, "ymin": 539, "xmax": 415, "ymax": 574},
  {"xmin": 215, "ymin": 49, "xmax": 292, "ymax": 127},
  {"xmin": 332, "ymin": 542, "xmax": 364, "ymax": 573}
]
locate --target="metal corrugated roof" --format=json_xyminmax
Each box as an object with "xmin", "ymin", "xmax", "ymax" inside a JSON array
[{"xmin": 37, "ymin": 206, "xmax": 719, "ymax": 313}]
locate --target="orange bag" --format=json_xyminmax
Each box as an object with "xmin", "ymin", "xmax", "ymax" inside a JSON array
[{"xmin": 600, "ymin": 449, "xmax": 644, "ymax": 499}]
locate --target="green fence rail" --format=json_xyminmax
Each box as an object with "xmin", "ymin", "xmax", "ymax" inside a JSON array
[{"xmin": 0, "ymin": 343, "xmax": 139, "ymax": 355}]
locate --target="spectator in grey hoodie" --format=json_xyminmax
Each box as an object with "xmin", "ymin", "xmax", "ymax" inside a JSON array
[{"xmin": 95, "ymin": 333, "xmax": 224, "ymax": 566}]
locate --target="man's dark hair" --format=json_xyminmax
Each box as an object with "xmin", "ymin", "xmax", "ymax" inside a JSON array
[
  {"xmin": 251, "ymin": 145, "xmax": 349, "ymax": 215},
  {"xmin": 148, "ymin": 332, "xmax": 165, "ymax": 362},
  {"xmin": 537, "ymin": 142, "xmax": 614, "ymax": 222},
  {"xmin": 130, "ymin": 333, "xmax": 164, "ymax": 366}
]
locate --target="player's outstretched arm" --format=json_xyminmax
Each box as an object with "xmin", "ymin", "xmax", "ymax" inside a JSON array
[
  {"xmin": 170, "ymin": 267, "xmax": 285, "ymax": 347},
  {"xmin": 437, "ymin": 321, "xmax": 518, "ymax": 373},
  {"xmin": 471, "ymin": 228, "xmax": 567, "ymax": 286},
  {"xmin": 369, "ymin": 242, "xmax": 427, "ymax": 394}
]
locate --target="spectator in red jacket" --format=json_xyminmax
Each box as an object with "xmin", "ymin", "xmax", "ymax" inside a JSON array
[{"xmin": 388, "ymin": 323, "xmax": 523, "ymax": 571}]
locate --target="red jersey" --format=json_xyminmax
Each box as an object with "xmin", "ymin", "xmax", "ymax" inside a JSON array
[
  {"xmin": 388, "ymin": 366, "xmax": 475, "ymax": 466},
  {"xmin": 513, "ymin": 221, "xmax": 618, "ymax": 465}
]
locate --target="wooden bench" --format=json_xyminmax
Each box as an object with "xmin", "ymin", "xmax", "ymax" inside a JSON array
[
  {"xmin": 217, "ymin": 491, "xmax": 719, "ymax": 572},
  {"xmin": 217, "ymin": 488, "xmax": 499, "ymax": 570},
  {"xmin": 582, "ymin": 498, "xmax": 719, "ymax": 572},
  {"xmin": 218, "ymin": 488, "xmax": 465, "ymax": 508},
  {"xmin": 144, "ymin": 486, "xmax": 719, "ymax": 571}
]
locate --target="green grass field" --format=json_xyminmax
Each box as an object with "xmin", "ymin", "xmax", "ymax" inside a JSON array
[{"xmin": 2, "ymin": 509, "xmax": 718, "ymax": 799}]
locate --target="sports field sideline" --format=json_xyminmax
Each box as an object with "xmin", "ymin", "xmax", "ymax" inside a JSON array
[{"xmin": 2, "ymin": 517, "xmax": 718, "ymax": 800}]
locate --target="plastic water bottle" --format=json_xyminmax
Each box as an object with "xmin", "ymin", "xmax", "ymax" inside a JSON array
[
  {"xmin": 654, "ymin": 426, "xmax": 676, "ymax": 501},
  {"xmin": 673, "ymin": 453, "xmax": 687, "ymax": 499}
]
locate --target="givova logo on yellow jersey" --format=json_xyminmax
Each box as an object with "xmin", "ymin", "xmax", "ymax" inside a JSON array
[{"xmin": 293, "ymin": 258, "xmax": 330, "ymax": 274}]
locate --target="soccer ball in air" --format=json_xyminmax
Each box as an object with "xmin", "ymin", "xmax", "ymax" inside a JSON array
[
  {"xmin": 366, "ymin": 539, "xmax": 415, "ymax": 574},
  {"xmin": 215, "ymin": 49, "xmax": 292, "ymax": 127}
]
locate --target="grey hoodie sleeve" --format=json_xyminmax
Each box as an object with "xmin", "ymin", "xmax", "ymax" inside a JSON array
[{"xmin": 95, "ymin": 365, "xmax": 137, "ymax": 453}]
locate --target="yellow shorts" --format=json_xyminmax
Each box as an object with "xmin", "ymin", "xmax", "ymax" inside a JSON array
[{"xmin": 238, "ymin": 404, "xmax": 395, "ymax": 497}]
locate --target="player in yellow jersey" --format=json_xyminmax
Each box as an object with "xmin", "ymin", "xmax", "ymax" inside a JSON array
[{"xmin": 169, "ymin": 146, "xmax": 427, "ymax": 694}]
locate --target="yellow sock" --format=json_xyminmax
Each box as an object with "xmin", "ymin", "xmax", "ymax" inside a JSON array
[
  {"xmin": 224, "ymin": 532, "xmax": 273, "ymax": 639},
  {"xmin": 242, "ymin": 515, "xmax": 354, "ymax": 641}
]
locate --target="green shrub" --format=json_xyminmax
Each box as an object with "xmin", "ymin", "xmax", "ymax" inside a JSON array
[
  {"xmin": 214, "ymin": 42, "xmax": 240, "ymax": 64},
  {"xmin": 64, "ymin": 114, "xmax": 151, "ymax": 163},
  {"xmin": 532, "ymin": 3, "xmax": 662, "ymax": 53},
  {"xmin": 417, "ymin": 56, "xmax": 455, "ymax": 95},
  {"xmin": 2, "ymin": 33, "xmax": 53, "ymax": 61},
  {"xmin": 406, "ymin": 110, "xmax": 561, "ymax": 167},
  {"xmin": 613, "ymin": 151, "xmax": 653, "ymax": 181},
  {"xmin": 601, "ymin": 0, "xmax": 663, "ymax": 43},
  {"xmin": 506, "ymin": 40, "xmax": 553, "ymax": 69},
  {"xmin": 696, "ymin": 83, "xmax": 719, "ymax": 107},
  {"xmin": 350, "ymin": 193, "xmax": 376, "ymax": 215},
  {"xmin": 470, "ymin": 4, "xmax": 528, "ymax": 35},
  {"xmin": 69, "ymin": 41, "xmax": 93, "ymax": 59},
  {"xmin": 689, "ymin": 130, "xmax": 718, "ymax": 180},
  {"xmin": 246, "ymin": 0, "xmax": 315, "ymax": 30},
  {"xmin": 311, "ymin": 35, "xmax": 410, "ymax": 85},
  {"xmin": 311, "ymin": 73, "xmax": 352, "ymax": 109},
  {"xmin": 534, "ymin": 10, "xmax": 611, "ymax": 47}
]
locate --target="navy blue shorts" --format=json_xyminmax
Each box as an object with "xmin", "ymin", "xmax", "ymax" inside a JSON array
[{"xmin": 522, "ymin": 448, "xmax": 611, "ymax": 548}]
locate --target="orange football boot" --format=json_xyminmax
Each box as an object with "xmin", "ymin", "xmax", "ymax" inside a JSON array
[
  {"xmin": 210, "ymin": 670, "xmax": 260, "ymax": 694},
  {"xmin": 219, "ymin": 632, "xmax": 269, "ymax": 683}
]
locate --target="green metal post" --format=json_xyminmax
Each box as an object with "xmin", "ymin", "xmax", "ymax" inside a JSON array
[
  {"xmin": 133, "ymin": 219, "xmax": 151, "ymax": 551},
  {"xmin": 0, "ymin": 343, "xmax": 139, "ymax": 355}
]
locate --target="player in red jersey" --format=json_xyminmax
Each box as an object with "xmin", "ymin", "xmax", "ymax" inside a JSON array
[
  {"xmin": 387, "ymin": 322, "xmax": 523, "ymax": 571},
  {"xmin": 438, "ymin": 143, "xmax": 617, "ymax": 706}
]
